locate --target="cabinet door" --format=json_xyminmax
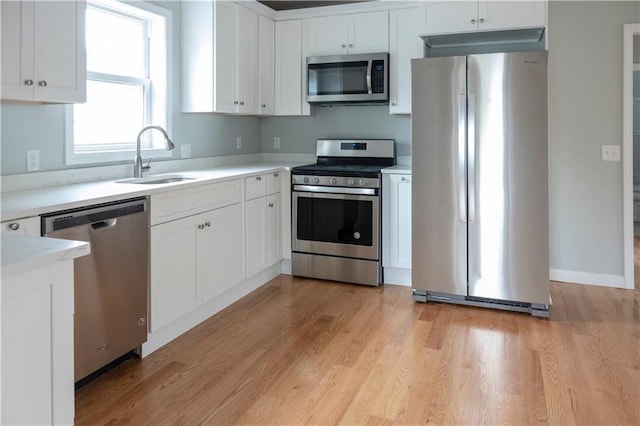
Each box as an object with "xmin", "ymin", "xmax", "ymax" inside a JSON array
[
  {"xmin": 479, "ymin": 1, "xmax": 545, "ymax": 31},
  {"xmin": 421, "ymin": 1, "xmax": 478, "ymax": 35},
  {"xmin": 150, "ymin": 216, "xmax": 199, "ymax": 332},
  {"xmin": 266, "ymin": 193, "xmax": 281, "ymax": 267},
  {"xmin": 33, "ymin": 0, "xmax": 86, "ymax": 102},
  {"xmin": 382, "ymin": 174, "xmax": 412, "ymax": 269},
  {"xmin": 389, "ymin": 9, "xmax": 423, "ymax": 115},
  {"xmin": 245, "ymin": 174, "xmax": 267, "ymax": 200},
  {"xmin": 1, "ymin": 0, "xmax": 34, "ymax": 101},
  {"xmin": 266, "ymin": 171, "xmax": 281, "ymax": 195},
  {"xmin": 258, "ymin": 15, "xmax": 275, "ymax": 116},
  {"xmin": 198, "ymin": 204, "xmax": 243, "ymax": 302},
  {"xmin": 347, "ymin": 11, "xmax": 388, "ymax": 54},
  {"xmin": 237, "ymin": 4, "xmax": 259, "ymax": 114},
  {"xmin": 305, "ymin": 15, "xmax": 348, "ymax": 56},
  {"xmin": 214, "ymin": 0, "xmax": 238, "ymax": 113},
  {"xmin": 245, "ymin": 197, "xmax": 267, "ymax": 278},
  {"xmin": 1, "ymin": 216, "xmax": 41, "ymax": 236},
  {"xmin": 275, "ymin": 20, "xmax": 304, "ymax": 116}
]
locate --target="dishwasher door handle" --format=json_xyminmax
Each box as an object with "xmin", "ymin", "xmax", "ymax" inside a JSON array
[{"xmin": 91, "ymin": 218, "xmax": 117, "ymax": 230}]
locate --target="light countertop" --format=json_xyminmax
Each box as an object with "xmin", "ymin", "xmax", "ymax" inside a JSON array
[
  {"xmin": 1, "ymin": 162, "xmax": 299, "ymax": 222},
  {"xmin": 1, "ymin": 233, "xmax": 90, "ymax": 281},
  {"xmin": 381, "ymin": 165, "xmax": 412, "ymax": 174}
]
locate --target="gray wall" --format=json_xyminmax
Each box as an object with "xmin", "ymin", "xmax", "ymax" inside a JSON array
[
  {"xmin": 0, "ymin": 1, "xmax": 262, "ymax": 175},
  {"xmin": 547, "ymin": 1, "xmax": 640, "ymax": 277},
  {"xmin": 260, "ymin": 106, "xmax": 410, "ymax": 156}
]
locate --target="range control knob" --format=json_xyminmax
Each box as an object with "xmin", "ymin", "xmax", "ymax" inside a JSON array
[
  {"xmin": 303, "ymin": 177, "xmax": 309, "ymax": 183},
  {"xmin": 314, "ymin": 177, "xmax": 320, "ymax": 184},
  {"xmin": 348, "ymin": 179, "xmax": 355, "ymax": 186},
  {"xmin": 331, "ymin": 178, "xmax": 337, "ymax": 184}
]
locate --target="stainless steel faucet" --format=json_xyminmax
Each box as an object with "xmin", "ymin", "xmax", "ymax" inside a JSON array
[{"xmin": 134, "ymin": 125, "xmax": 175, "ymax": 178}]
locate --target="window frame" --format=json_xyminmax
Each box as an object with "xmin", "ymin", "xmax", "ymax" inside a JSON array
[{"xmin": 65, "ymin": 0, "xmax": 172, "ymax": 166}]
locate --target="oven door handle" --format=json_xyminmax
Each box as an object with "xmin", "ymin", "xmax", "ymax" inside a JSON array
[
  {"xmin": 293, "ymin": 185, "xmax": 377, "ymax": 196},
  {"xmin": 366, "ymin": 60, "xmax": 373, "ymax": 94}
]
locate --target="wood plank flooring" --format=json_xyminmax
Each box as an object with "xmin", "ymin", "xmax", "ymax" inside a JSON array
[{"xmin": 75, "ymin": 275, "xmax": 639, "ymax": 425}]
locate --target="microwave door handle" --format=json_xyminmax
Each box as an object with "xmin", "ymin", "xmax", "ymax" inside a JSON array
[{"xmin": 366, "ymin": 60, "xmax": 372, "ymax": 94}]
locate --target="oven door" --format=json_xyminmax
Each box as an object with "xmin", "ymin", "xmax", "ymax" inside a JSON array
[{"xmin": 292, "ymin": 188, "xmax": 379, "ymax": 260}]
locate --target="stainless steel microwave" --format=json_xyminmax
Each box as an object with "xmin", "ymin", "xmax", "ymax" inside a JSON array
[{"xmin": 306, "ymin": 53, "xmax": 389, "ymax": 105}]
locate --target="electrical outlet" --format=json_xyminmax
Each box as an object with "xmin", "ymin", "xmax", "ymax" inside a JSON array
[
  {"xmin": 181, "ymin": 144, "xmax": 191, "ymax": 158},
  {"xmin": 27, "ymin": 150, "xmax": 40, "ymax": 171},
  {"xmin": 601, "ymin": 145, "xmax": 620, "ymax": 162},
  {"xmin": 274, "ymin": 137, "xmax": 280, "ymax": 149},
  {"xmin": 236, "ymin": 136, "xmax": 242, "ymax": 149}
]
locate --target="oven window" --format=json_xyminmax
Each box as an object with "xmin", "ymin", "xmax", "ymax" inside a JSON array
[{"xmin": 297, "ymin": 197, "xmax": 373, "ymax": 246}]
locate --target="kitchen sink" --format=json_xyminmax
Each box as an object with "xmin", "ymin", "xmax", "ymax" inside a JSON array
[{"xmin": 116, "ymin": 174, "xmax": 196, "ymax": 185}]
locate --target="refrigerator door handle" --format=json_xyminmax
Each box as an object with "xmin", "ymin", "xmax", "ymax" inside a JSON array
[
  {"xmin": 468, "ymin": 93, "xmax": 476, "ymax": 222},
  {"xmin": 457, "ymin": 94, "xmax": 467, "ymax": 223}
]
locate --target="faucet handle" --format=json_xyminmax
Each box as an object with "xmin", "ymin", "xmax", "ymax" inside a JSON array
[{"xmin": 142, "ymin": 158, "xmax": 152, "ymax": 172}]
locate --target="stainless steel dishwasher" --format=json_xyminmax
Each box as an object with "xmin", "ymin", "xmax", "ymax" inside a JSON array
[{"xmin": 42, "ymin": 197, "xmax": 149, "ymax": 382}]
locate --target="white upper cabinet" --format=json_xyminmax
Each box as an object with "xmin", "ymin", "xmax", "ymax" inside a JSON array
[
  {"xmin": 181, "ymin": 1, "xmax": 259, "ymax": 114},
  {"xmin": 304, "ymin": 11, "xmax": 389, "ymax": 56},
  {"xmin": 420, "ymin": 0, "xmax": 545, "ymax": 35},
  {"xmin": 1, "ymin": 0, "xmax": 86, "ymax": 103},
  {"xmin": 258, "ymin": 15, "xmax": 275, "ymax": 116},
  {"xmin": 389, "ymin": 8, "xmax": 424, "ymax": 115},
  {"xmin": 275, "ymin": 19, "xmax": 310, "ymax": 116}
]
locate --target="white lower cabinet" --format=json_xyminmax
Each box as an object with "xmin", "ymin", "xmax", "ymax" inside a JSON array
[
  {"xmin": 150, "ymin": 203, "xmax": 242, "ymax": 332},
  {"xmin": 382, "ymin": 173, "xmax": 412, "ymax": 285}
]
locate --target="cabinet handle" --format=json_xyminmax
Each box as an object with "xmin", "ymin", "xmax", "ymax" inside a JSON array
[
  {"xmin": 479, "ymin": 18, "xmax": 485, "ymax": 23},
  {"xmin": 8, "ymin": 222, "xmax": 20, "ymax": 231},
  {"xmin": 234, "ymin": 100, "xmax": 239, "ymax": 105},
  {"xmin": 256, "ymin": 176, "xmax": 262, "ymax": 181},
  {"xmin": 341, "ymin": 43, "xmax": 346, "ymax": 48},
  {"xmin": 471, "ymin": 18, "xmax": 476, "ymax": 24},
  {"xmin": 24, "ymin": 79, "xmax": 34, "ymax": 86},
  {"xmin": 38, "ymin": 80, "xmax": 47, "ymax": 87},
  {"xmin": 240, "ymin": 101, "xmax": 245, "ymax": 106},
  {"xmin": 273, "ymin": 173, "xmax": 279, "ymax": 178},
  {"xmin": 268, "ymin": 203, "xmax": 274, "ymax": 208},
  {"xmin": 261, "ymin": 104, "xmax": 266, "ymax": 108},
  {"xmin": 391, "ymin": 102, "xmax": 396, "ymax": 106},
  {"xmin": 348, "ymin": 43, "xmax": 353, "ymax": 48},
  {"xmin": 198, "ymin": 224, "xmax": 205, "ymax": 230},
  {"xmin": 205, "ymin": 221, "xmax": 211, "ymax": 227},
  {"xmin": 401, "ymin": 177, "xmax": 406, "ymax": 182}
]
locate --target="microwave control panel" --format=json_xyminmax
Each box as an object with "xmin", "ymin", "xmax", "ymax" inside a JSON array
[{"xmin": 371, "ymin": 60, "xmax": 385, "ymax": 94}]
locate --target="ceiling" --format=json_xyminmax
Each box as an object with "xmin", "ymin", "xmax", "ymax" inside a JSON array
[{"xmin": 258, "ymin": 0, "xmax": 371, "ymax": 11}]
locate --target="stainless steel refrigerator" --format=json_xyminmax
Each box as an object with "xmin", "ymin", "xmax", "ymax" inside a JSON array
[{"xmin": 411, "ymin": 52, "xmax": 550, "ymax": 317}]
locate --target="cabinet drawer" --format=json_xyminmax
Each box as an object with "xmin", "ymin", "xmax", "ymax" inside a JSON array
[
  {"xmin": 266, "ymin": 171, "xmax": 281, "ymax": 195},
  {"xmin": 245, "ymin": 175, "xmax": 267, "ymax": 200},
  {"xmin": 150, "ymin": 180, "xmax": 241, "ymax": 225},
  {"xmin": 1, "ymin": 216, "xmax": 41, "ymax": 236}
]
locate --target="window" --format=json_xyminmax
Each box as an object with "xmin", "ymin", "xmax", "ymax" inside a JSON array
[{"xmin": 66, "ymin": 0, "xmax": 171, "ymax": 165}]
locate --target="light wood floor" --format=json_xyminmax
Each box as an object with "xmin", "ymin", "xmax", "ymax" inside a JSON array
[{"xmin": 75, "ymin": 275, "xmax": 639, "ymax": 425}]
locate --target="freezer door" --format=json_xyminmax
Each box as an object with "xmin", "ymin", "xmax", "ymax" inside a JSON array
[
  {"xmin": 466, "ymin": 52, "xmax": 549, "ymax": 304},
  {"xmin": 411, "ymin": 56, "xmax": 468, "ymax": 296}
]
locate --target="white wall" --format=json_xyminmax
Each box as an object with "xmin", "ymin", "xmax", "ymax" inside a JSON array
[{"xmin": 548, "ymin": 1, "xmax": 640, "ymax": 282}]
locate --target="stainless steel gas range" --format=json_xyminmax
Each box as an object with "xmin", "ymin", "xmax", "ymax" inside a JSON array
[{"xmin": 291, "ymin": 139, "xmax": 395, "ymax": 286}]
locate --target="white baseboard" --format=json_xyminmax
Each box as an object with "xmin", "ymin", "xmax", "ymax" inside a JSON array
[
  {"xmin": 281, "ymin": 258, "xmax": 292, "ymax": 275},
  {"xmin": 383, "ymin": 267, "xmax": 411, "ymax": 286},
  {"xmin": 549, "ymin": 268, "xmax": 627, "ymax": 289},
  {"xmin": 141, "ymin": 262, "xmax": 282, "ymax": 357}
]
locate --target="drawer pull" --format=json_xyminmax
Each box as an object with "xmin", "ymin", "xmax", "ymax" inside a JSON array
[
  {"xmin": 256, "ymin": 176, "xmax": 262, "ymax": 181},
  {"xmin": 273, "ymin": 173, "xmax": 279, "ymax": 178},
  {"xmin": 268, "ymin": 203, "xmax": 274, "ymax": 208},
  {"xmin": 8, "ymin": 222, "xmax": 20, "ymax": 231}
]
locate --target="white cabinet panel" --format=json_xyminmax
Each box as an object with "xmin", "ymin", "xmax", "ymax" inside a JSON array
[
  {"xmin": 1, "ymin": 216, "xmax": 41, "ymax": 236},
  {"xmin": 245, "ymin": 175, "xmax": 267, "ymax": 200},
  {"xmin": 214, "ymin": 0, "xmax": 238, "ymax": 113},
  {"xmin": 383, "ymin": 173, "xmax": 412, "ymax": 269},
  {"xmin": 150, "ymin": 216, "xmax": 199, "ymax": 332},
  {"xmin": 198, "ymin": 204, "xmax": 243, "ymax": 303},
  {"xmin": 266, "ymin": 171, "xmax": 282, "ymax": 195},
  {"xmin": 304, "ymin": 11, "xmax": 388, "ymax": 56},
  {"xmin": 245, "ymin": 197, "xmax": 268, "ymax": 278},
  {"xmin": 275, "ymin": 19, "xmax": 308, "ymax": 116},
  {"xmin": 347, "ymin": 11, "xmax": 389, "ymax": 54},
  {"xmin": 237, "ymin": 4, "xmax": 259, "ymax": 114},
  {"xmin": 266, "ymin": 193, "xmax": 281, "ymax": 267},
  {"xmin": 389, "ymin": 8, "xmax": 424, "ymax": 115},
  {"xmin": 1, "ymin": 0, "xmax": 86, "ymax": 103},
  {"xmin": 421, "ymin": 0, "xmax": 545, "ymax": 35},
  {"xmin": 258, "ymin": 15, "xmax": 275, "ymax": 115}
]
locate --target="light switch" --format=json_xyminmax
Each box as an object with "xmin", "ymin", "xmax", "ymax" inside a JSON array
[
  {"xmin": 180, "ymin": 144, "xmax": 191, "ymax": 158},
  {"xmin": 601, "ymin": 145, "xmax": 620, "ymax": 162}
]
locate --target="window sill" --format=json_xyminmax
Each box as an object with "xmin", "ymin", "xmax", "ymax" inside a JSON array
[{"xmin": 65, "ymin": 147, "xmax": 174, "ymax": 166}]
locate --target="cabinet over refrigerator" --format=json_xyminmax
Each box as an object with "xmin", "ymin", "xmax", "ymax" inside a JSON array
[{"xmin": 411, "ymin": 52, "xmax": 550, "ymax": 317}]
